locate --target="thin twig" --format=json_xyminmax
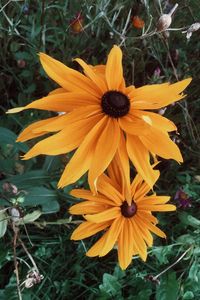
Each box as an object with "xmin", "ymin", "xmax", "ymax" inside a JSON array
[{"xmin": 12, "ymin": 223, "xmax": 22, "ymax": 300}]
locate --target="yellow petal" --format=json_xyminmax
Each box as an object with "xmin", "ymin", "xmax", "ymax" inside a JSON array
[
  {"xmin": 86, "ymin": 231, "xmax": 109, "ymax": 257},
  {"xmin": 71, "ymin": 221, "xmax": 109, "ymax": 240},
  {"xmin": 85, "ymin": 207, "xmax": 120, "ymax": 223},
  {"xmin": 58, "ymin": 116, "xmax": 107, "ymax": 188},
  {"xmin": 70, "ymin": 189, "xmax": 115, "ymax": 206},
  {"xmin": 130, "ymin": 218, "xmax": 147, "ymax": 261},
  {"xmin": 22, "ymin": 113, "xmax": 103, "ymax": 159},
  {"xmin": 88, "ymin": 118, "xmax": 120, "ymax": 194},
  {"xmin": 138, "ymin": 204, "xmax": 176, "ymax": 212},
  {"xmin": 139, "ymin": 128, "xmax": 183, "ymax": 162},
  {"xmin": 129, "ymin": 78, "xmax": 192, "ymax": 110},
  {"xmin": 39, "ymin": 52, "xmax": 100, "ymax": 97},
  {"xmin": 132, "ymin": 110, "xmax": 177, "ymax": 132},
  {"xmin": 100, "ymin": 216, "xmax": 124, "ymax": 256},
  {"xmin": 118, "ymin": 219, "xmax": 134, "ymax": 270},
  {"xmin": 74, "ymin": 58, "xmax": 107, "ymax": 93},
  {"xmin": 69, "ymin": 201, "xmax": 109, "ymax": 215},
  {"xmin": 126, "ymin": 134, "xmax": 159, "ymax": 188},
  {"xmin": 105, "ymin": 45, "xmax": 123, "ymax": 90}
]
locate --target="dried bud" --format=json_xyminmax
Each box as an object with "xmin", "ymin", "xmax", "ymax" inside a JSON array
[
  {"xmin": 70, "ymin": 12, "xmax": 84, "ymax": 34},
  {"xmin": 2, "ymin": 182, "xmax": 18, "ymax": 195},
  {"xmin": 183, "ymin": 23, "xmax": 200, "ymax": 40},
  {"xmin": 17, "ymin": 59, "xmax": 26, "ymax": 68}
]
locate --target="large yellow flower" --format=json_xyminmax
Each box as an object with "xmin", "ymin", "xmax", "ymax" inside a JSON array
[
  {"xmin": 7, "ymin": 45, "xmax": 191, "ymax": 191},
  {"xmin": 69, "ymin": 164, "xmax": 176, "ymax": 270}
]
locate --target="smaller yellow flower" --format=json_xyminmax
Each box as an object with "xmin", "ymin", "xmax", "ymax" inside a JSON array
[{"xmin": 69, "ymin": 163, "xmax": 176, "ymax": 270}]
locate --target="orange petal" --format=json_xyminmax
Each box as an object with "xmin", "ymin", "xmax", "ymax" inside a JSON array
[
  {"xmin": 70, "ymin": 189, "xmax": 115, "ymax": 206},
  {"xmin": 69, "ymin": 201, "xmax": 109, "ymax": 215},
  {"xmin": 71, "ymin": 221, "xmax": 109, "ymax": 240},
  {"xmin": 97, "ymin": 174, "xmax": 123, "ymax": 205},
  {"xmin": 85, "ymin": 207, "xmax": 120, "ymax": 223},
  {"xmin": 136, "ymin": 215, "xmax": 166, "ymax": 238},
  {"xmin": 39, "ymin": 53, "xmax": 101, "ymax": 97},
  {"xmin": 22, "ymin": 113, "xmax": 103, "ymax": 159},
  {"xmin": 129, "ymin": 78, "xmax": 192, "ymax": 110},
  {"xmin": 133, "ymin": 215, "xmax": 153, "ymax": 247},
  {"xmin": 139, "ymin": 128, "xmax": 183, "ymax": 162},
  {"xmin": 138, "ymin": 204, "xmax": 176, "ymax": 212},
  {"xmin": 100, "ymin": 216, "xmax": 124, "ymax": 256},
  {"xmin": 130, "ymin": 218, "xmax": 147, "ymax": 261},
  {"xmin": 131, "ymin": 174, "xmax": 144, "ymax": 196},
  {"xmin": 105, "ymin": 45, "xmax": 123, "ymax": 90},
  {"xmin": 132, "ymin": 110, "xmax": 177, "ymax": 132},
  {"xmin": 8, "ymin": 93, "xmax": 100, "ymax": 114},
  {"xmin": 33, "ymin": 106, "xmax": 102, "ymax": 133},
  {"xmin": 17, "ymin": 116, "xmax": 61, "ymax": 142},
  {"xmin": 86, "ymin": 231, "xmax": 109, "ymax": 257},
  {"xmin": 137, "ymin": 211, "xmax": 158, "ymax": 225},
  {"xmin": 58, "ymin": 116, "xmax": 107, "ymax": 188},
  {"xmin": 138, "ymin": 196, "xmax": 171, "ymax": 205},
  {"xmin": 74, "ymin": 58, "xmax": 107, "ymax": 94},
  {"xmin": 88, "ymin": 118, "xmax": 120, "ymax": 194},
  {"xmin": 118, "ymin": 219, "xmax": 134, "ymax": 269},
  {"xmin": 126, "ymin": 134, "xmax": 159, "ymax": 188},
  {"xmin": 118, "ymin": 114, "xmax": 149, "ymax": 135}
]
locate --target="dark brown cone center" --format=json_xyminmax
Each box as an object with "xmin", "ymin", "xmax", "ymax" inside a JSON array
[
  {"xmin": 101, "ymin": 91, "xmax": 130, "ymax": 118},
  {"xmin": 121, "ymin": 201, "xmax": 137, "ymax": 218}
]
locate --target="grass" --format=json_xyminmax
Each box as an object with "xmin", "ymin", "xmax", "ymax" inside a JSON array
[{"xmin": 0, "ymin": 0, "xmax": 200, "ymax": 299}]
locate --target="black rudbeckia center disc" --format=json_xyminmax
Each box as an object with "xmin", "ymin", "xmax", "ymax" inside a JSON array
[
  {"xmin": 121, "ymin": 201, "xmax": 137, "ymax": 218},
  {"xmin": 101, "ymin": 91, "xmax": 130, "ymax": 118}
]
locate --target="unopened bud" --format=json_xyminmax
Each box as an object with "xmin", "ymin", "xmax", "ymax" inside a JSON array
[
  {"xmin": 157, "ymin": 3, "xmax": 178, "ymax": 32},
  {"xmin": 157, "ymin": 14, "xmax": 172, "ymax": 31},
  {"xmin": 2, "ymin": 182, "xmax": 18, "ymax": 194}
]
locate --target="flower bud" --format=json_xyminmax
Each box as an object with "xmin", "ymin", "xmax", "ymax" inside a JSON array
[{"xmin": 157, "ymin": 14, "xmax": 172, "ymax": 31}]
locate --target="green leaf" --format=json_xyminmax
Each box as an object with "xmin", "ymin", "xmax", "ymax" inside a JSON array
[
  {"xmin": 23, "ymin": 187, "xmax": 60, "ymax": 213},
  {"xmin": 188, "ymin": 262, "xmax": 199, "ymax": 282},
  {"xmin": 17, "ymin": 210, "xmax": 42, "ymax": 225},
  {"xmin": 0, "ymin": 210, "xmax": 8, "ymax": 238},
  {"xmin": 0, "ymin": 127, "xmax": 28, "ymax": 153},
  {"xmin": 99, "ymin": 273, "xmax": 122, "ymax": 297},
  {"xmin": 156, "ymin": 272, "xmax": 179, "ymax": 300},
  {"xmin": 183, "ymin": 291, "xmax": 194, "ymax": 299},
  {"xmin": 0, "ymin": 170, "xmax": 52, "ymax": 191},
  {"xmin": 178, "ymin": 212, "xmax": 200, "ymax": 228}
]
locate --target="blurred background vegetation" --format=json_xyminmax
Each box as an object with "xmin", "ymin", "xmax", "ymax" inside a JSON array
[{"xmin": 0, "ymin": 0, "xmax": 200, "ymax": 299}]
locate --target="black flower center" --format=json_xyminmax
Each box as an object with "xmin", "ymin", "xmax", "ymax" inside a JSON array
[
  {"xmin": 121, "ymin": 201, "xmax": 137, "ymax": 218},
  {"xmin": 101, "ymin": 91, "xmax": 130, "ymax": 118}
]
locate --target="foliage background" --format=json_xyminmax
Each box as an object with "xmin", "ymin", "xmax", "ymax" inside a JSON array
[{"xmin": 0, "ymin": 0, "xmax": 200, "ymax": 299}]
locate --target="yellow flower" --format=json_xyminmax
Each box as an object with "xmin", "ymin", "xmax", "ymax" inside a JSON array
[
  {"xmin": 7, "ymin": 46, "xmax": 191, "ymax": 191},
  {"xmin": 69, "ymin": 164, "xmax": 176, "ymax": 270}
]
